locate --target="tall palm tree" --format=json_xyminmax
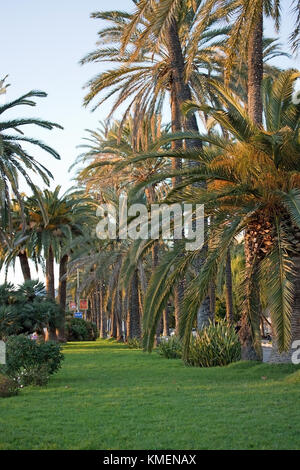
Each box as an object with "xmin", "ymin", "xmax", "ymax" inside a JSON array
[
  {"xmin": 0, "ymin": 200, "xmax": 32, "ymax": 281},
  {"xmin": 119, "ymin": 1, "xmax": 290, "ymax": 330},
  {"xmin": 81, "ymin": 5, "xmax": 228, "ymax": 328},
  {"xmin": 0, "ymin": 76, "xmax": 62, "ymax": 238},
  {"xmin": 199, "ymin": 0, "xmax": 300, "ymax": 123},
  {"xmin": 124, "ymin": 70, "xmax": 300, "ymax": 362}
]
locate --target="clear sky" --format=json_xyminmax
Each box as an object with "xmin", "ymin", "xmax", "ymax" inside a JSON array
[{"xmin": 0, "ymin": 0, "xmax": 299, "ymax": 285}]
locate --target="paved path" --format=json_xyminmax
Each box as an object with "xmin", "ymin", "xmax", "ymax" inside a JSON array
[{"xmin": 262, "ymin": 342, "xmax": 272, "ymax": 362}]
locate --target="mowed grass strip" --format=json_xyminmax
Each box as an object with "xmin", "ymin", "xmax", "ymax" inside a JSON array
[{"xmin": 0, "ymin": 339, "xmax": 299, "ymax": 450}]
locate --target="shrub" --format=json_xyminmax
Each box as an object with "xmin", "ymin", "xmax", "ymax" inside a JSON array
[
  {"xmin": 1, "ymin": 335, "xmax": 64, "ymax": 385},
  {"xmin": 185, "ymin": 321, "xmax": 241, "ymax": 367},
  {"xmin": 0, "ymin": 281, "xmax": 64, "ymax": 340},
  {"xmin": 158, "ymin": 336, "xmax": 182, "ymax": 359},
  {"xmin": 0, "ymin": 373, "xmax": 19, "ymax": 398},
  {"xmin": 33, "ymin": 340, "xmax": 64, "ymax": 375},
  {"xmin": 65, "ymin": 318, "xmax": 98, "ymax": 341},
  {"xmin": 17, "ymin": 365, "xmax": 50, "ymax": 387},
  {"xmin": 127, "ymin": 337, "xmax": 142, "ymax": 349}
]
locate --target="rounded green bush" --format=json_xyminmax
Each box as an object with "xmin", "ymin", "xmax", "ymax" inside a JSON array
[
  {"xmin": 1, "ymin": 335, "xmax": 64, "ymax": 386},
  {"xmin": 65, "ymin": 318, "xmax": 98, "ymax": 342}
]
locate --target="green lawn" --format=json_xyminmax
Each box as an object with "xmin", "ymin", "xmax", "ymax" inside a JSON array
[{"xmin": 0, "ymin": 339, "xmax": 299, "ymax": 450}]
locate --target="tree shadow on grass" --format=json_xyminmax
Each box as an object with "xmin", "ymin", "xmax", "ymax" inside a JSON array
[{"xmin": 63, "ymin": 340, "xmax": 126, "ymax": 352}]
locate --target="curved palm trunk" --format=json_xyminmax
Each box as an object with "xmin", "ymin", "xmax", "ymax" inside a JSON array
[
  {"xmin": 57, "ymin": 253, "xmax": 68, "ymax": 342},
  {"xmin": 163, "ymin": 306, "xmax": 170, "ymax": 337},
  {"xmin": 127, "ymin": 269, "xmax": 141, "ymax": 339},
  {"xmin": 18, "ymin": 250, "xmax": 31, "ymax": 281},
  {"xmin": 46, "ymin": 245, "xmax": 57, "ymax": 341}
]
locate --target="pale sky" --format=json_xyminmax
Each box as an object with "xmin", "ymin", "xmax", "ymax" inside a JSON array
[{"xmin": 0, "ymin": 0, "xmax": 299, "ymax": 286}]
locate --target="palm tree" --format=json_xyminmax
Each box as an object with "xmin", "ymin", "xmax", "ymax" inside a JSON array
[
  {"xmin": 150, "ymin": 0, "xmax": 299, "ymax": 120},
  {"xmin": 81, "ymin": 1, "xmax": 215, "ymax": 326},
  {"xmin": 24, "ymin": 186, "xmax": 96, "ymax": 340},
  {"xmin": 125, "ymin": 70, "xmax": 300, "ymax": 362},
  {"xmin": 0, "ymin": 76, "xmax": 62, "ymax": 237},
  {"xmin": 81, "ymin": 4, "xmax": 228, "ymax": 131},
  {"xmin": 75, "ymin": 119, "xmax": 171, "ymax": 336},
  {"xmin": 118, "ymin": 2, "xmax": 290, "ymax": 330}
]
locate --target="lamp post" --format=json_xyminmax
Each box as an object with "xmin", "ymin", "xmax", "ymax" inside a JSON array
[{"xmin": 76, "ymin": 268, "xmax": 80, "ymax": 311}]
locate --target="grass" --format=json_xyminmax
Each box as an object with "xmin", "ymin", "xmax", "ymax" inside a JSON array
[{"xmin": 0, "ymin": 339, "xmax": 299, "ymax": 450}]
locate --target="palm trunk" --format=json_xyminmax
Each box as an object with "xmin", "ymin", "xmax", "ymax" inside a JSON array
[
  {"xmin": 99, "ymin": 283, "xmax": 107, "ymax": 339},
  {"xmin": 127, "ymin": 269, "xmax": 141, "ymax": 339},
  {"xmin": 225, "ymin": 249, "xmax": 234, "ymax": 325},
  {"xmin": 137, "ymin": 260, "xmax": 147, "ymax": 297},
  {"xmin": 18, "ymin": 250, "xmax": 31, "ymax": 281},
  {"xmin": 166, "ymin": 18, "xmax": 193, "ymax": 113},
  {"xmin": 247, "ymin": 9, "xmax": 263, "ymax": 125},
  {"xmin": 110, "ymin": 290, "xmax": 118, "ymax": 338},
  {"xmin": 170, "ymin": 80, "xmax": 185, "ymax": 336},
  {"xmin": 93, "ymin": 288, "xmax": 99, "ymax": 330},
  {"xmin": 239, "ymin": 229, "xmax": 263, "ymax": 361},
  {"xmin": 90, "ymin": 293, "xmax": 96, "ymax": 327},
  {"xmin": 239, "ymin": 9, "xmax": 264, "ymax": 356},
  {"xmin": 116, "ymin": 289, "xmax": 123, "ymax": 341},
  {"xmin": 46, "ymin": 245, "xmax": 57, "ymax": 341},
  {"xmin": 167, "ymin": 17, "xmax": 211, "ymax": 331},
  {"xmin": 46, "ymin": 245, "xmax": 55, "ymax": 299},
  {"xmin": 57, "ymin": 253, "xmax": 68, "ymax": 342},
  {"xmin": 110, "ymin": 311, "xmax": 117, "ymax": 338},
  {"xmin": 163, "ymin": 306, "xmax": 170, "ymax": 337}
]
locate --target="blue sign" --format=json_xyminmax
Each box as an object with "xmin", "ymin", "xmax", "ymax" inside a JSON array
[{"xmin": 74, "ymin": 312, "xmax": 83, "ymax": 319}]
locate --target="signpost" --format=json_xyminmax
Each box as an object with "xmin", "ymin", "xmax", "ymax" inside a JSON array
[
  {"xmin": 74, "ymin": 312, "xmax": 83, "ymax": 319},
  {"xmin": 79, "ymin": 299, "xmax": 88, "ymax": 310},
  {"xmin": 69, "ymin": 301, "xmax": 77, "ymax": 311}
]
